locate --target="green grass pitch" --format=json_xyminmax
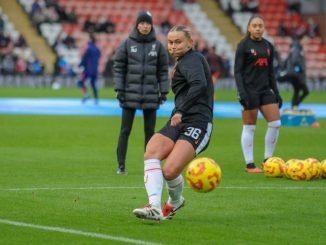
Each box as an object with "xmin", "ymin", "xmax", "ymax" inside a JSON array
[{"xmin": 0, "ymin": 87, "xmax": 325, "ymax": 244}]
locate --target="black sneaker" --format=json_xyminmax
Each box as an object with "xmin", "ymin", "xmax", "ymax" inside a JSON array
[
  {"xmin": 245, "ymin": 162, "xmax": 262, "ymax": 173},
  {"xmin": 117, "ymin": 168, "xmax": 128, "ymax": 175}
]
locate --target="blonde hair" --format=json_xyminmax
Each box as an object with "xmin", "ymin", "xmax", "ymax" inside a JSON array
[{"xmin": 168, "ymin": 25, "xmax": 192, "ymax": 40}]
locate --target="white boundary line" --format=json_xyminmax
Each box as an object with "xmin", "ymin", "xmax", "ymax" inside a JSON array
[
  {"xmin": 0, "ymin": 218, "xmax": 164, "ymax": 245},
  {"xmin": 0, "ymin": 187, "xmax": 144, "ymax": 191},
  {"xmin": 221, "ymin": 186, "xmax": 326, "ymax": 190},
  {"xmin": 0, "ymin": 186, "xmax": 325, "ymax": 191}
]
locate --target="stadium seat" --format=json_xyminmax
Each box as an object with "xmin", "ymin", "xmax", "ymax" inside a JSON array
[{"xmin": 183, "ymin": 3, "xmax": 232, "ymax": 60}]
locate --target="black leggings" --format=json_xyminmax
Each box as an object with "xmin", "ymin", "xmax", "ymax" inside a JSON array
[
  {"xmin": 278, "ymin": 73, "xmax": 309, "ymax": 107},
  {"xmin": 117, "ymin": 108, "xmax": 156, "ymax": 169}
]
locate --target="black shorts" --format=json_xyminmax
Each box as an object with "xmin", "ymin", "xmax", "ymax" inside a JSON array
[
  {"xmin": 243, "ymin": 89, "xmax": 278, "ymax": 110},
  {"xmin": 158, "ymin": 121, "xmax": 213, "ymax": 155}
]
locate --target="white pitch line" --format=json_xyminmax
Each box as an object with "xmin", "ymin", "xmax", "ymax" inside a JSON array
[
  {"xmin": 219, "ymin": 186, "xmax": 326, "ymax": 190},
  {"xmin": 0, "ymin": 186, "xmax": 145, "ymax": 191},
  {"xmin": 0, "ymin": 218, "xmax": 164, "ymax": 245},
  {"xmin": 0, "ymin": 186, "xmax": 325, "ymax": 191}
]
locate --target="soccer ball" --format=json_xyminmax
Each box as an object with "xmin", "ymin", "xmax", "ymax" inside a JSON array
[
  {"xmin": 284, "ymin": 159, "xmax": 311, "ymax": 181},
  {"xmin": 186, "ymin": 157, "xmax": 222, "ymax": 193},
  {"xmin": 321, "ymin": 160, "xmax": 326, "ymax": 178},
  {"xmin": 305, "ymin": 158, "xmax": 322, "ymax": 180},
  {"xmin": 263, "ymin": 157, "xmax": 285, "ymax": 177},
  {"xmin": 284, "ymin": 159, "xmax": 295, "ymax": 179}
]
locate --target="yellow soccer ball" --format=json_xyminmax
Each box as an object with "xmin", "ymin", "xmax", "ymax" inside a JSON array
[
  {"xmin": 186, "ymin": 157, "xmax": 222, "ymax": 193},
  {"xmin": 285, "ymin": 159, "xmax": 311, "ymax": 181},
  {"xmin": 305, "ymin": 158, "xmax": 322, "ymax": 180},
  {"xmin": 321, "ymin": 160, "xmax": 326, "ymax": 178},
  {"xmin": 263, "ymin": 157, "xmax": 285, "ymax": 177},
  {"xmin": 284, "ymin": 159, "xmax": 296, "ymax": 179}
]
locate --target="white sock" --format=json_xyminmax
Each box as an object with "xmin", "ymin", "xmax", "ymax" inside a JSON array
[
  {"xmin": 264, "ymin": 120, "xmax": 281, "ymax": 159},
  {"xmin": 166, "ymin": 175, "xmax": 184, "ymax": 205},
  {"xmin": 144, "ymin": 159, "xmax": 163, "ymax": 209},
  {"xmin": 241, "ymin": 125, "xmax": 256, "ymax": 164}
]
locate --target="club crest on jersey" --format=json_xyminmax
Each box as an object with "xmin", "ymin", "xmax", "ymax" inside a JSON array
[
  {"xmin": 130, "ymin": 45, "xmax": 137, "ymax": 53},
  {"xmin": 267, "ymin": 48, "xmax": 270, "ymax": 56},
  {"xmin": 148, "ymin": 44, "xmax": 157, "ymax": 57},
  {"xmin": 251, "ymin": 49, "xmax": 257, "ymax": 56}
]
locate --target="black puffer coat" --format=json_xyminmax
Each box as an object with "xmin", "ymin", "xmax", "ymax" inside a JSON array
[{"xmin": 113, "ymin": 27, "xmax": 169, "ymax": 109}]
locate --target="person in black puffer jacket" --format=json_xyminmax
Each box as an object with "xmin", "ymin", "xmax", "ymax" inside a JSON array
[{"xmin": 113, "ymin": 10, "xmax": 169, "ymax": 175}]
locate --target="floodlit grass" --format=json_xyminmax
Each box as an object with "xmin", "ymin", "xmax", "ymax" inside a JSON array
[{"xmin": 0, "ymin": 87, "xmax": 325, "ymax": 244}]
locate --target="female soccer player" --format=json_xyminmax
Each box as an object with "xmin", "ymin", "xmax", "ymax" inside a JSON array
[
  {"xmin": 234, "ymin": 14, "xmax": 282, "ymax": 173},
  {"xmin": 133, "ymin": 25, "xmax": 214, "ymax": 220}
]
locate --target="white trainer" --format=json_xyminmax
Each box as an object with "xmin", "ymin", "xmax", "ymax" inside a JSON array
[
  {"xmin": 133, "ymin": 204, "xmax": 163, "ymax": 221},
  {"xmin": 162, "ymin": 196, "xmax": 185, "ymax": 220}
]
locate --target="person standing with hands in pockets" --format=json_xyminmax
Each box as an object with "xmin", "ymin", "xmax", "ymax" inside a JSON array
[
  {"xmin": 234, "ymin": 14, "xmax": 282, "ymax": 173},
  {"xmin": 133, "ymin": 25, "xmax": 214, "ymax": 221},
  {"xmin": 114, "ymin": 11, "xmax": 169, "ymax": 175}
]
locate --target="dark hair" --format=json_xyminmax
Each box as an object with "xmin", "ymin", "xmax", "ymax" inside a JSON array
[{"xmin": 245, "ymin": 14, "xmax": 265, "ymax": 37}]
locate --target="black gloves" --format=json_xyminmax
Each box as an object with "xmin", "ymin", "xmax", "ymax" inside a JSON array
[
  {"xmin": 116, "ymin": 90, "xmax": 125, "ymax": 103},
  {"xmin": 159, "ymin": 94, "xmax": 167, "ymax": 104},
  {"xmin": 276, "ymin": 93, "xmax": 283, "ymax": 109}
]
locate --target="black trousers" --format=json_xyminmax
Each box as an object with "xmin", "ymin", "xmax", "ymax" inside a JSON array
[
  {"xmin": 117, "ymin": 108, "xmax": 156, "ymax": 169},
  {"xmin": 278, "ymin": 73, "xmax": 309, "ymax": 108}
]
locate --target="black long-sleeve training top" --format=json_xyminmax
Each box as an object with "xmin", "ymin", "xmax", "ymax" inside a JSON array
[
  {"xmin": 171, "ymin": 49, "xmax": 214, "ymax": 123},
  {"xmin": 234, "ymin": 37, "xmax": 279, "ymax": 98}
]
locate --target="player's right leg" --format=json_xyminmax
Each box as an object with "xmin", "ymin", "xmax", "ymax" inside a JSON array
[
  {"xmin": 241, "ymin": 109, "xmax": 261, "ymax": 172},
  {"xmin": 89, "ymin": 75, "xmax": 98, "ymax": 102},
  {"xmin": 161, "ymin": 139, "xmax": 196, "ymax": 219},
  {"xmin": 133, "ymin": 133, "xmax": 174, "ymax": 221},
  {"xmin": 133, "ymin": 204, "xmax": 163, "ymax": 221}
]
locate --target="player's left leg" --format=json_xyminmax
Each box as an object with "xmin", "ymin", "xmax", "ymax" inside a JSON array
[
  {"xmin": 162, "ymin": 139, "xmax": 195, "ymax": 219},
  {"xmin": 89, "ymin": 75, "xmax": 98, "ymax": 103},
  {"xmin": 260, "ymin": 102, "xmax": 281, "ymax": 163},
  {"xmin": 297, "ymin": 80, "xmax": 309, "ymax": 106}
]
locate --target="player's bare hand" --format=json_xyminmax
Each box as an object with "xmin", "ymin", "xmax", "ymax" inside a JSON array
[{"xmin": 170, "ymin": 113, "xmax": 182, "ymax": 127}]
